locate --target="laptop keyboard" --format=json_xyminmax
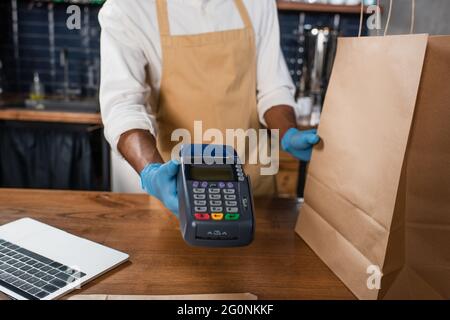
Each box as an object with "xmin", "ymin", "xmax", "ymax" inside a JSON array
[{"xmin": 0, "ymin": 239, "xmax": 86, "ymax": 300}]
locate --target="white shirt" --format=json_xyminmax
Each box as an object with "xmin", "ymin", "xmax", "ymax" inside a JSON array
[{"xmin": 99, "ymin": 0, "xmax": 296, "ymax": 153}]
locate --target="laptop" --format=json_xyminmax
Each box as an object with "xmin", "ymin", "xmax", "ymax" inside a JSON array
[{"xmin": 0, "ymin": 218, "xmax": 129, "ymax": 300}]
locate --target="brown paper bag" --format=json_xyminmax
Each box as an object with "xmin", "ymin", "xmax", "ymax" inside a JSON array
[{"xmin": 296, "ymin": 34, "xmax": 450, "ymax": 300}]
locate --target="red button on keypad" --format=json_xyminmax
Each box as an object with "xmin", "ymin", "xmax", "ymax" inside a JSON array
[{"xmin": 194, "ymin": 213, "xmax": 210, "ymax": 220}]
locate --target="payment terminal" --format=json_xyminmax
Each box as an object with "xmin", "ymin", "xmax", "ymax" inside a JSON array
[{"xmin": 177, "ymin": 144, "xmax": 255, "ymax": 247}]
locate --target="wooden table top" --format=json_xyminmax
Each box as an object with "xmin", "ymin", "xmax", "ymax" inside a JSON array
[{"xmin": 0, "ymin": 189, "xmax": 353, "ymax": 300}]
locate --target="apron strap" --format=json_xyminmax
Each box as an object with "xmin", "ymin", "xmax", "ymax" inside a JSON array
[
  {"xmin": 234, "ymin": 0, "xmax": 252, "ymax": 29},
  {"xmin": 156, "ymin": 0, "xmax": 171, "ymax": 36},
  {"xmin": 156, "ymin": 0, "xmax": 253, "ymax": 37}
]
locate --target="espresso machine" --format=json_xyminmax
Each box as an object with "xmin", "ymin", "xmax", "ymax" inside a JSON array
[{"xmin": 295, "ymin": 14, "xmax": 340, "ymax": 127}]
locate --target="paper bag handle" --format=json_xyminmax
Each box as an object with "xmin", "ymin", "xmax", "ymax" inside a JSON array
[{"xmin": 358, "ymin": 0, "xmax": 416, "ymax": 37}]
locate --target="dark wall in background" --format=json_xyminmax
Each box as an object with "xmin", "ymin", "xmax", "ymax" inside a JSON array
[
  {"xmin": 0, "ymin": 0, "xmax": 362, "ymax": 96},
  {"xmin": 0, "ymin": 0, "xmax": 101, "ymax": 96}
]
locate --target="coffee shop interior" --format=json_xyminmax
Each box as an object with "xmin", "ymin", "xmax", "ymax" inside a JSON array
[{"xmin": 0, "ymin": 0, "xmax": 449, "ymax": 301}]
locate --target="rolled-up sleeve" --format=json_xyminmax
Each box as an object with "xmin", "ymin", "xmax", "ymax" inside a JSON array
[
  {"xmin": 256, "ymin": 0, "xmax": 296, "ymax": 126},
  {"xmin": 99, "ymin": 2, "xmax": 156, "ymax": 154}
]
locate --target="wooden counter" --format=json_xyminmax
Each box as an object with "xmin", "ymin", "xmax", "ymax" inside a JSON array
[{"xmin": 0, "ymin": 189, "xmax": 354, "ymax": 300}]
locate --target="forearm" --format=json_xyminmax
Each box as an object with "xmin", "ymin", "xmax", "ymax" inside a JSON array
[
  {"xmin": 263, "ymin": 105, "xmax": 297, "ymax": 140},
  {"xmin": 117, "ymin": 129, "xmax": 163, "ymax": 173}
]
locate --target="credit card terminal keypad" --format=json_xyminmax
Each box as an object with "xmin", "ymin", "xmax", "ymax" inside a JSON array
[
  {"xmin": 191, "ymin": 181, "xmax": 240, "ymax": 221},
  {"xmin": 177, "ymin": 145, "xmax": 255, "ymax": 248}
]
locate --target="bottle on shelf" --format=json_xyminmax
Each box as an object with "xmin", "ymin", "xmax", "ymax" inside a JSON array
[{"xmin": 30, "ymin": 72, "xmax": 45, "ymax": 102}]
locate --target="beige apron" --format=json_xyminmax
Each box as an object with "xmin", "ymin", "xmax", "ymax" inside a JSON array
[{"xmin": 154, "ymin": 0, "xmax": 274, "ymax": 196}]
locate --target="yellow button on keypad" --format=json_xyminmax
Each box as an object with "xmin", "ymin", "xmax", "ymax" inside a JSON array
[{"xmin": 211, "ymin": 213, "xmax": 224, "ymax": 221}]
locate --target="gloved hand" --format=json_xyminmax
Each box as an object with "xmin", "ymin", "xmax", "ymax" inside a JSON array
[
  {"xmin": 281, "ymin": 128, "xmax": 320, "ymax": 162},
  {"xmin": 140, "ymin": 160, "xmax": 180, "ymax": 216}
]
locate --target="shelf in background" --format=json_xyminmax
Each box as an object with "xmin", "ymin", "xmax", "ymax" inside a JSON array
[
  {"xmin": 32, "ymin": 0, "xmax": 369, "ymax": 13},
  {"xmin": 277, "ymin": 1, "xmax": 368, "ymax": 14},
  {"xmin": 32, "ymin": 0, "xmax": 105, "ymax": 4},
  {"xmin": 33, "ymin": 0, "xmax": 375, "ymax": 13},
  {"xmin": 0, "ymin": 108, "xmax": 102, "ymax": 125}
]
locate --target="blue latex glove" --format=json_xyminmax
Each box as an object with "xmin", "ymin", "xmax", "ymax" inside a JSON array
[
  {"xmin": 140, "ymin": 160, "xmax": 180, "ymax": 216},
  {"xmin": 281, "ymin": 128, "xmax": 320, "ymax": 161}
]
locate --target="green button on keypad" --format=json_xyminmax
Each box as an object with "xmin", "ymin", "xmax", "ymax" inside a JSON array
[{"xmin": 225, "ymin": 213, "xmax": 240, "ymax": 221}]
